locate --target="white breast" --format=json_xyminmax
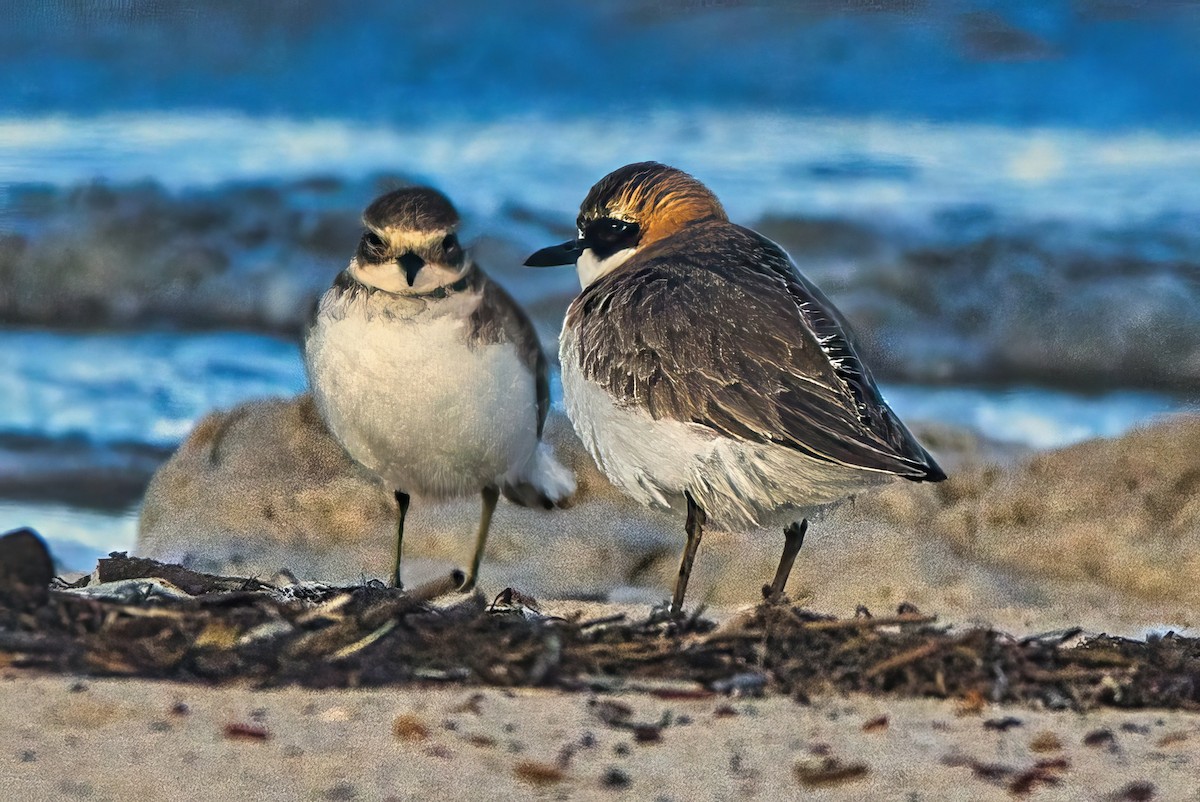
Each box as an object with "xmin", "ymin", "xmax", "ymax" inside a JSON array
[
  {"xmin": 559, "ymin": 324, "xmax": 891, "ymax": 529},
  {"xmin": 576, "ymin": 247, "xmax": 636, "ymax": 288},
  {"xmin": 305, "ymin": 289, "xmax": 539, "ymax": 499}
]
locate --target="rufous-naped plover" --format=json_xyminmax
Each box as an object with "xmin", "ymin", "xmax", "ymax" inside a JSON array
[{"xmin": 526, "ymin": 162, "xmax": 944, "ymax": 614}]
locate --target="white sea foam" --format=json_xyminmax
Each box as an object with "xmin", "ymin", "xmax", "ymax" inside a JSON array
[
  {"xmin": 1, "ymin": 111, "xmax": 1199, "ymax": 230},
  {"xmin": 881, "ymin": 385, "xmax": 1187, "ymax": 450}
]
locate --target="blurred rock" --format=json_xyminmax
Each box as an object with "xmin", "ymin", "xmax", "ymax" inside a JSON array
[
  {"xmin": 133, "ymin": 395, "xmax": 974, "ymax": 604},
  {"xmin": 0, "ymin": 178, "xmax": 390, "ymax": 335},
  {"xmin": 136, "ymin": 395, "xmax": 680, "ymax": 597},
  {"xmin": 137, "ymin": 396, "xmax": 1200, "ymax": 632},
  {"xmin": 0, "ymin": 433, "xmax": 170, "ymax": 510},
  {"xmin": 763, "ymin": 216, "xmax": 1200, "ymax": 391},
  {"xmin": 0, "ymin": 528, "xmax": 55, "ymax": 610},
  {"xmin": 918, "ymin": 413, "xmax": 1200, "ymax": 605},
  {"xmin": 138, "ymin": 394, "xmax": 393, "ymax": 579}
]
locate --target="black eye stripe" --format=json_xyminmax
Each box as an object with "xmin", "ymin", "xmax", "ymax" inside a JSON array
[
  {"xmin": 586, "ymin": 218, "xmax": 639, "ymax": 245},
  {"xmin": 584, "ymin": 217, "xmax": 640, "ymax": 259}
]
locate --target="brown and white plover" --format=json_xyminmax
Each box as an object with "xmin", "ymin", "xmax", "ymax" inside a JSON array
[
  {"xmin": 306, "ymin": 187, "xmax": 574, "ymax": 590},
  {"xmin": 526, "ymin": 162, "xmax": 944, "ymax": 614}
]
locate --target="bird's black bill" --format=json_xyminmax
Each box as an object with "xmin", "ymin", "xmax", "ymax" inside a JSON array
[
  {"xmin": 524, "ymin": 239, "xmax": 585, "ymax": 267},
  {"xmin": 399, "ymin": 252, "xmax": 425, "ymax": 286}
]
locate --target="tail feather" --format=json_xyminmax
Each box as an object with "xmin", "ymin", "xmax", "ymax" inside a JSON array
[{"xmin": 502, "ymin": 442, "xmax": 576, "ymax": 509}]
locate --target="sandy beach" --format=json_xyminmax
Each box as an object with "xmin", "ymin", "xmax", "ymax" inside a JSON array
[
  {"xmin": 3, "ymin": 546, "xmax": 1198, "ymax": 801},
  {"xmin": 4, "ymin": 672, "xmax": 1196, "ymax": 801},
  {"xmin": 5, "ymin": 4, "xmax": 1200, "ymax": 800}
]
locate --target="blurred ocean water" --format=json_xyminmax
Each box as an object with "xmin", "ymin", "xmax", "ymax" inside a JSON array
[
  {"xmin": 0, "ymin": 328, "xmax": 1185, "ymax": 453},
  {"xmin": 1, "ymin": 0, "xmax": 1198, "ymax": 569},
  {"xmin": 0, "ymin": 329, "xmax": 304, "ymax": 447},
  {"xmin": 2, "ymin": 110, "xmax": 1196, "ymax": 394},
  {"xmin": 2, "ymin": 1, "xmax": 1198, "ymax": 130},
  {"xmin": 0, "ymin": 500, "xmax": 138, "ymax": 574},
  {"xmin": 2, "ymin": 111, "xmax": 1199, "ymax": 233}
]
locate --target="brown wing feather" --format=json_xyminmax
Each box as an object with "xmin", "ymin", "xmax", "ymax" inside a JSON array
[
  {"xmin": 566, "ymin": 222, "xmax": 943, "ymax": 479},
  {"xmin": 467, "ymin": 267, "xmax": 550, "ymax": 438}
]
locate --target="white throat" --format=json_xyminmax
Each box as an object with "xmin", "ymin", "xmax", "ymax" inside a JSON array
[
  {"xmin": 577, "ymin": 247, "xmax": 636, "ymax": 288},
  {"xmin": 349, "ymin": 258, "xmax": 469, "ymax": 296}
]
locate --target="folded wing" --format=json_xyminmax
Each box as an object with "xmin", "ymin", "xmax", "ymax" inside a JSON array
[{"xmin": 567, "ymin": 223, "xmax": 944, "ymax": 480}]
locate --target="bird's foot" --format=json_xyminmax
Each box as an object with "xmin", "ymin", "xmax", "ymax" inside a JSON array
[
  {"xmin": 646, "ymin": 600, "xmax": 709, "ymax": 633},
  {"xmin": 647, "ymin": 600, "xmax": 679, "ymax": 624},
  {"xmin": 760, "ymin": 583, "xmax": 791, "ymax": 606}
]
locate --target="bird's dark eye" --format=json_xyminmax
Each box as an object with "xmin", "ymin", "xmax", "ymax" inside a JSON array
[
  {"xmin": 597, "ymin": 218, "xmax": 636, "ymax": 241},
  {"xmin": 442, "ymin": 233, "xmax": 463, "ymax": 261},
  {"xmin": 585, "ymin": 217, "xmax": 640, "ymax": 258},
  {"xmin": 357, "ymin": 230, "xmax": 387, "ymax": 262}
]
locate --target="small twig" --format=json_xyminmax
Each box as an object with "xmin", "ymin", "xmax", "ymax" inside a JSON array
[
  {"xmin": 329, "ymin": 619, "xmax": 397, "ymax": 661},
  {"xmin": 1023, "ymin": 666, "xmax": 1132, "ymax": 683},
  {"xmin": 579, "ymin": 613, "xmax": 627, "ymax": 630},
  {"xmin": 800, "ymin": 613, "xmax": 937, "ymax": 632},
  {"xmin": 95, "ymin": 605, "xmax": 187, "ymax": 620},
  {"xmin": 407, "ymin": 570, "xmax": 466, "ymax": 603},
  {"xmin": 1019, "ymin": 627, "xmax": 1084, "ymax": 646},
  {"xmin": 294, "ymin": 592, "xmax": 353, "ymax": 624},
  {"xmin": 864, "ymin": 639, "xmax": 944, "ymax": 679}
]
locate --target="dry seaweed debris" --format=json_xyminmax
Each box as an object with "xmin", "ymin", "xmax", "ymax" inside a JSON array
[{"xmin": 1, "ymin": 529, "xmax": 1199, "ymax": 710}]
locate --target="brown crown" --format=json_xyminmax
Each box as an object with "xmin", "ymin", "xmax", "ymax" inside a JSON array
[
  {"xmin": 578, "ymin": 162, "xmax": 727, "ymax": 243},
  {"xmin": 363, "ymin": 187, "xmax": 460, "ymax": 232}
]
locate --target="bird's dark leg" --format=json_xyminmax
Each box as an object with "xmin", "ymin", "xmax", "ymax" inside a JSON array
[
  {"xmin": 460, "ymin": 484, "xmax": 499, "ymax": 593},
  {"xmin": 392, "ymin": 490, "xmax": 411, "ymax": 589},
  {"xmin": 671, "ymin": 491, "xmax": 707, "ymax": 617},
  {"xmin": 764, "ymin": 518, "xmax": 808, "ymax": 600}
]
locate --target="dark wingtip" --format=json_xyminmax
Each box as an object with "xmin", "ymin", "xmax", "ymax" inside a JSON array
[
  {"xmin": 923, "ymin": 461, "xmax": 948, "ymax": 482},
  {"xmin": 906, "ymin": 452, "xmax": 947, "ymax": 483}
]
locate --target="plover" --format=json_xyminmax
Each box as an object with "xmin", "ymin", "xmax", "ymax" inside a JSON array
[
  {"xmin": 306, "ymin": 187, "xmax": 574, "ymax": 590},
  {"xmin": 526, "ymin": 162, "xmax": 945, "ymax": 614}
]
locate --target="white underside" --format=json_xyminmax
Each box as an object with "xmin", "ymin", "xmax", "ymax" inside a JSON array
[
  {"xmin": 306, "ymin": 287, "xmax": 566, "ymax": 501},
  {"xmin": 560, "ymin": 327, "xmax": 890, "ymax": 528}
]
